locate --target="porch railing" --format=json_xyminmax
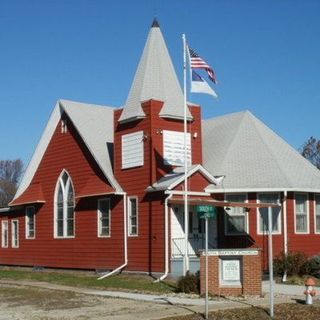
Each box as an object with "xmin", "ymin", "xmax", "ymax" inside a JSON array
[{"xmin": 172, "ymin": 237, "xmax": 213, "ymax": 257}]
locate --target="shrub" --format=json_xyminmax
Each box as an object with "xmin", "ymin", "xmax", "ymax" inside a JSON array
[
  {"xmin": 273, "ymin": 251, "xmax": 309, "ymax": 276},
  {"xmin": 307, "ymin": 255, "xmax": 320, "ymax": 278},
  {"xmin": 177, "ymin": 271, "xmax": 200, "ymax": 294}
]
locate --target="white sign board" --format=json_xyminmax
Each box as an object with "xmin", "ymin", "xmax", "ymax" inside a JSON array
[
  {"xmin": 122, "ymin": 131, "xmax": 144, "ymax": 169},
  {"xmin": 205, "ymin": 249, "xmax": 259, "ymax": 256},
  {"xmin": 163, "ymin": 130, "xmax": 191, "ymax": 166},
  {"xmin": 221, "ymin": 259, "xmax": 241, "ymax": 282}
]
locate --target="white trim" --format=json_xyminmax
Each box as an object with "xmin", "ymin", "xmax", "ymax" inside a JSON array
[
  {"xmin": 165, "ymin": 190, "xmax": 211, "ymax": 196},
  {"xmin": 98, "ymin": 192, "xmax": 128, "ymax": 280},
  {"xmin": 257, "ymin": 192, "xmax": 282, "ymax": 235},
  {"xmin": 314, "ymin": 194, "xmax": 320, "ymax": 234},
  {"xmin": 167, "ymin": 165, "xmax": 221, "ymax": 191},
  {"xmin": 128, "ymin": 196, "xmax": 138, "ymax": 237},
  {"xmin": 11, "ymin": 220, "xmax": 19, "ymax": 248},
  {"xmin": 25, "ymin": 206, "xmax": 36, "ymax": 239},
  {"xmin": 205, "ymin": 187, "xmax": 320, "ymax": 194},
  {"xmin": 1, "ymin": 220, "xmax": 8, "ymax": 248},
  {"xmin": 294, "ymin": 192, "xmax": 310, "ymax": 234},
  {"xmin": 53, "ymin": 170, "xmax": 75, "ymax": 239},
  {"xmin": 224, "ymin": 193, "xmax": 249, "ymax": 236},
  {"xmin": 97, "ymin": 198, "xmax": 111, "ymax": 238}
]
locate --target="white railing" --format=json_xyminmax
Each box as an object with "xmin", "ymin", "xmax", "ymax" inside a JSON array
[{"xmin": 171, "ymin": 237, "xmax": 207, "ymax": 257}]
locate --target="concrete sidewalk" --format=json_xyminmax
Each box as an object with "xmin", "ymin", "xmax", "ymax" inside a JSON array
[
  {"xmin": 262, "ymin": 280, "xmax": 314, "ymax": 296},
  {"xmin": 1, "ymin": 278, "xmax": 317, "ymax": 308}
]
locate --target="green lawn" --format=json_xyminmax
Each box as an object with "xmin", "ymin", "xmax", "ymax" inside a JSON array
[{"xmin": 0, "ymin": 268, "xmax": 177, "ymax": 294}]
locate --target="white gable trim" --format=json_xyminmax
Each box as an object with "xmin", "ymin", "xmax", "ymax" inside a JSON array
[
  {"xmin": 14, "ymin": 100, "xmax": 122, "ymax": 202},
  {"xmin": 167, "ymin": 164, "xmax": 222, "ymax": 191},
  {"xmin": 14, "ymin": 102, "xmax": 61, "ymax": 200}
]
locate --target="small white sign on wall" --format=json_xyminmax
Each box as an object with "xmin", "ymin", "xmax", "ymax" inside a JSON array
[
  {"xmin": 163, "ymin": 130, "xmax": 191, "ymax": 166},
  {"xmin": 221, "ymin": 258, "xmax": 241, "ymax": 285},
  {"xmin": 122, "ymin": 131, "xmax": 144, "ymax": 169}
]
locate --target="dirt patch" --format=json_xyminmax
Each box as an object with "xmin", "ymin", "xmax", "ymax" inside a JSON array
[
  {"xmin": 161, "ymin": 301, "xmax": 320, "ymax": 320},
  {"xmin": 0, "ymin": 283, "xmax": 192, "ymax": 320}
]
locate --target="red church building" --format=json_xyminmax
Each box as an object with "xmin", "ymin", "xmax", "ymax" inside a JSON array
[{"xmin": 1, "ymin": 20, "xmax": 320, "ymax": 277}]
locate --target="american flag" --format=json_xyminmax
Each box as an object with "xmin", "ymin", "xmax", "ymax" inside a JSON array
[{"xmin": 188, "ymin": 46, "xmax": 217, "ymax": 84}]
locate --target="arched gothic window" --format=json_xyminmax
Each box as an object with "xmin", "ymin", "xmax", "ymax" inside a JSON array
[{"xmin": 54, "ymin": 171, "xmax": 75, "ymax": 237}]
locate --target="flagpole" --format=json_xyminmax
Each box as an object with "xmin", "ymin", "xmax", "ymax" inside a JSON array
[{"xmin": 182, "ymin": 33, "xmax": 189, "ymax": 275}]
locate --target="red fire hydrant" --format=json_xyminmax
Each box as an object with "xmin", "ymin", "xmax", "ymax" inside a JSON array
[{"xmin": 304, "ymin": 277, "xmax": 316, "ymax": 305}]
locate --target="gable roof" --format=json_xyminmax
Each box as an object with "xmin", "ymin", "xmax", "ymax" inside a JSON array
[
  {"xmin": 203, "ymin": 110, "xmax": 320, "ymax": 192},
  {"xmin": 13, "ymin": 99, "xmax": 122, "ymax": 202},
  {"xmin": 146, "ymin": 164, "xmax": 223, "ymax": 192},
  {"xmin": 118, "ymin": 19, "xmax": 192, "ymax": 123}
]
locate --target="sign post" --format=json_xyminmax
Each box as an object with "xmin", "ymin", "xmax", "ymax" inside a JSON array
[
  {"xmin": 268, "ymin": 206, "xmax": 274, "ymax": 318},
  {"xmin": 197, "ymin": 205, "xmax": 216, "ymax": 320}
]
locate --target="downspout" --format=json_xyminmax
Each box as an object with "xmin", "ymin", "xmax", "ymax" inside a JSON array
[
  {"xmin": 155, "ymin": 193, "xmax": 173, "ymax": 282},
  {"xmin": 282, "ymin": 190, "xmax": 288, "ymax": 282},
  {"xmin": 98, "ymin": 192, "xmax": 127, "ymax": 280}
]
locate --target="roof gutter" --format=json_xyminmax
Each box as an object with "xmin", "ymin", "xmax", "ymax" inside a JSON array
[
  {"xmin": 205, "ymin": 187, "xmax": 320, "ymax": 193},
  {"xmin": 0, "ymin": 207, "xmax": 10, "ymax": 213},
  {"xmin": 282, "ymin": 190, "xmax": 288, "ymax": 282},
  {"xmin": 165, "ymin": 190, "xmax": 211, "ymax": 196},
  {"xmin": 98, "ymin": 192, "xmax": 127, "ymax": 280},
  {"xmin": 155, "ymin": 193, "xmax": 173, "ymax": 282}
]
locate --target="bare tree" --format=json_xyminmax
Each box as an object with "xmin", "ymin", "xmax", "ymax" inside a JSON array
[
  {"xmin": 301, "ymin": 136, "xmax": 320, "ymax": 170},
  {"xmin": 0, "ymin": 159, "xmax": 24, "ymax": 207}
]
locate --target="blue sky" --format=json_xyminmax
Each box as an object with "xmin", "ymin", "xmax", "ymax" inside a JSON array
[{"xmin": 1, "ymin": 0, "xmax": 320, "ymax": 166}]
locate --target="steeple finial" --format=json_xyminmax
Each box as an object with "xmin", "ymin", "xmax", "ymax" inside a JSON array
[{"xmin": 151, "ymin": 18, "xmax": 160, "ymax": 28}]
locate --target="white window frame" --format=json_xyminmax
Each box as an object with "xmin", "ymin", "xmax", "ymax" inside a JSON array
[
  {"xmin": 128, "ymin": 196, "xmax": 138, "ymax": 237},
  {"xmin": 97, "ymin": 198, "xmax": 111, "ymax": 238},
  {"xmin": 314, "ymin": 194, "xmax": 320, "ymax": 234},
  {"xmin": 11, "ymin": 220, "xmax": 19, "ymax": 248},
  {"xmin": 224, "ymin": 193, "xmax": 248, "ymax": 235},
  {"xmin": 122, "ymin": 131, "xmax": 144, "ymax": 169},
  {"xmin": 257, "ymin": 193, "xmax": 282, "ymax": 235},
  {"xmin": 25, "ymin": 206, "xmax": 36, "ymax": 239},
  {"xmin": 294, "ymin": 192, "xmax": 309, "ymax": 234},
  {"xmin": 54, "ymin": 170, "xmax": 75, "ymax": 239},
  {"xmin": 1, "ymin": 221, "xmax": 8, "ymax": 248}
]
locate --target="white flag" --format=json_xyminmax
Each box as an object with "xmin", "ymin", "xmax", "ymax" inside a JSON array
[{"xmin": 190, "ymin": 70, "xmax": 218, "ymax": 98}]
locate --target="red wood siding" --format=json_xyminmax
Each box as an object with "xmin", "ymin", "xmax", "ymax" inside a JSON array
[
  {"xmin": 215, "ymin": 192, "xmax": 320, "ymax": 271},
  {"xmin": 114, "ymin": 101, "xmax": 204, "ymax": 273},
  {"xmin": 174, "ymin": 171, "xmax": 211, "ymax": 193},
  {"xmin": 286, "ymin": 192, "xmax": 320, "ymax": 256},
  {"xmin": 0, "ymin": 114, "xmax": 125, "ymax": 270}
]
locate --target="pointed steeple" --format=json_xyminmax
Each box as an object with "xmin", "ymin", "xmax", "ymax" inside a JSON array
[
  {"xmin": 118, "ymin": 20, "xmax": 192, "ymax": 123},
  {"xmin": 151, "ymin": 18, "xmax": 160, "ymax": 28}
]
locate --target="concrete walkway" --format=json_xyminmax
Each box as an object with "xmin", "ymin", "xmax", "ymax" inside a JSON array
[{"xmin": 262, "ymin": 280, "xmax": 315, "ymax": 297}]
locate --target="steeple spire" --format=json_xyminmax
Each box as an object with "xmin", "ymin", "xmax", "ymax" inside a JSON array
[
  {"xmin": 151, "ymin": 18, "xmax": 160, "ymax": 28},
  {"xmin": 118, "ymin": 20, "xmax": 192, "ymax": 123}
]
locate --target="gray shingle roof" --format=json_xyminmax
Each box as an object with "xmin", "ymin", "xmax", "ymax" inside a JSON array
[
  {"xmin": 118, "ymin": 22, "xmax": 192, "ymax": 122},
  {"xmin": 13, "ymin": 100, "xmax": 122, "ymax": 201},
  {"xmin": 203, "ymin": 110, "xmax": 320, "ymax": 192}
]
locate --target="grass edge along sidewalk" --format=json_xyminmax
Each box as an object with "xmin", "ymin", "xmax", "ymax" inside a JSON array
[{"xmin": 0, "ymin": 268, "xmax": 177, "ymax": 294}]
